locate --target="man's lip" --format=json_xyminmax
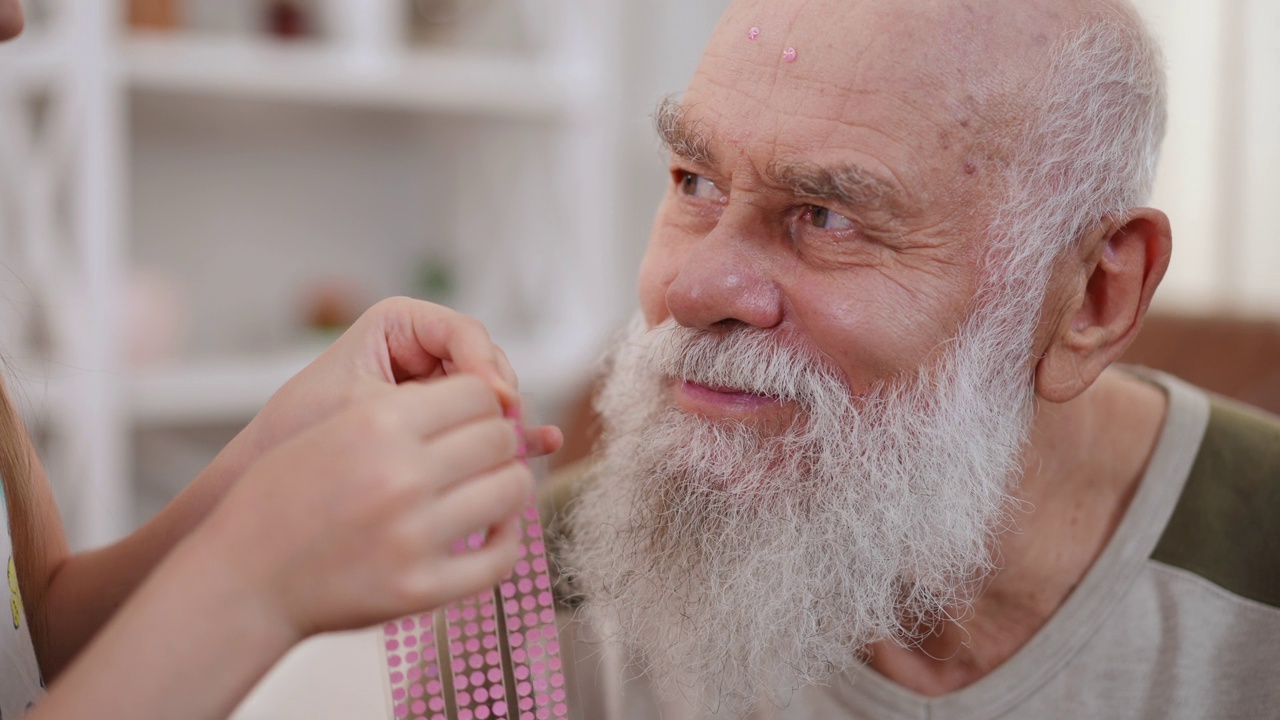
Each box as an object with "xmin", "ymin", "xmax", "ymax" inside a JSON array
[
  {"xmin": 689, "ymin": 381, "xmax": 745, "ymax": 394},
  {"xmin": 674, "ymin": 380, "xmax": 780, "ymax": 415}
]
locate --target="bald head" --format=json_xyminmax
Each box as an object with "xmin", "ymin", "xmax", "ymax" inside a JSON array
[
  {"xmin": 704, "ymin": 0, "xmax": 1060, "ymax": 110},
  {"xmin": 702, "ymin": 0, "xmax": 1152, "ymax": 129}
]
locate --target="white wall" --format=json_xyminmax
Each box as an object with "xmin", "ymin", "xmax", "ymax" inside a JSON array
[
  {"xmin": 1133, "ymin": 0, "xmax": 1280, "ymax": 315},
  {"xmin": 1237, "ymin": 0, "xmax": 1280, "ymax": 313}
]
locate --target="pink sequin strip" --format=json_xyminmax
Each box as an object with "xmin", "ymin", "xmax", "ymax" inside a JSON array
[
  {"xmin": 498, "ymin": 504, "xmax": 567, "ymax": 720},
  {"xmin": 445, "ymin": 577, "xmax": 508, "ymax": 720},
  {"xmin": 382, "ymin": 447, "xmax": 567, "ymax": 718},
  {"xmin": 383, "ymin": 613, "xmax": 444, "ymax": 719}
]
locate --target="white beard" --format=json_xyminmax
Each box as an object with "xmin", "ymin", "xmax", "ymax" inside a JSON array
[{"xmin": 562, "ymin": 301, "xmax": 1040, "ymax": 714}]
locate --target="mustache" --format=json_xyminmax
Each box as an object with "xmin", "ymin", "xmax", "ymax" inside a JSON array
[{"xmin": 645, "ymin": 322, "xmax": 850, "ymax": 409}]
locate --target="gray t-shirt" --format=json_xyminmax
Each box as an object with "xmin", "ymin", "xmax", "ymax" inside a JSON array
[{"xmin": 555, "ymin": 371, "xmax": 1280, "ymax": 719}]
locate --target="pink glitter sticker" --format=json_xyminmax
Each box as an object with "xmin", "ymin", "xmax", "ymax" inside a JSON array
[
  {"xmin": 782, "ymin": 46, "xmax": 797, "ymax": 62},
  {"xmin": 747, "ymin": 26, "xmax": 760, "ymax": 40},
  {"xmin": 381, "ymin": 412, "xmax": 567, "ymax": 720}
]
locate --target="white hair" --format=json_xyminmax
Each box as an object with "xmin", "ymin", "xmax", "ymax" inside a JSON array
[{"xmin": 988, "ymin": 9, "xmax": 1167, "ymax": 289}]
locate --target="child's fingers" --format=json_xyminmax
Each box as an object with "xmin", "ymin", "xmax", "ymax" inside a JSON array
[
  {"xmin": 423, "ymin": 513, "xmax": 524, "ymax": 605},
  {"xmin": 428, "ymin": 463, "xmax": 533, "ymax": 545},
  {"xmin": 388, "ymin": 375, "xmax": 503, "ymax": 439},
  {"xmin": 363, "ymin": 298, "xmax": 525, "ymax": 412},
  {"xmin": 378, "ymin": 299, "xmax": 507, "ymax": 389},
  {"xmin": 523, "ymin": 424, "xmax": 565, "ymax": 459},
  {"xmin": 491, "ymin": 344, "xmax": 520, "ymax": 399},
  {"xmin": 417, "ymin": 417, "xmax": 520, "ymax": 490},
  {"xmin": 484, "ymin": 509, "xmax": 523, "ymax": 553}
]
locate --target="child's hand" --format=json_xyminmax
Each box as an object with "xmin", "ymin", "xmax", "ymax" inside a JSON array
[
  {"xmin": 200, "ymin": 374, "xmax": 531, "ymax": 639},
  {"xmin": 46, "ymin": 299, "xmax": 559, "ymax": 679},
  {"xmin": 225, "ymin": 298, "xmax": 563, "ymax": 482}
]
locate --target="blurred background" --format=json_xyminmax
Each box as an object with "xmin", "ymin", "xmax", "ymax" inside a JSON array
[{"xmin": 0, "ymin": 0, "xmax": 1277, "ymax": 556}]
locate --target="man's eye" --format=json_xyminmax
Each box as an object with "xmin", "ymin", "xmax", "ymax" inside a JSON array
[
  {"xmin": 677, "ymin": 172, "xmax": 726, "ymax": 201},
  {"xmin": 808, "ymin": 205, "xmax": 856, "ymax": 231}
]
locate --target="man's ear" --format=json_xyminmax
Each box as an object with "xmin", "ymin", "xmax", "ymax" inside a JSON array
[{"xmin": 1035, "ymin": 208, "xmax": 1172, "ymax": 403}]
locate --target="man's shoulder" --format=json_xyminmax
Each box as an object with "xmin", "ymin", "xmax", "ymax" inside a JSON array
[{"xmin": 1152, "ymin": 394, "xmax": 1280, "ymax": 608}]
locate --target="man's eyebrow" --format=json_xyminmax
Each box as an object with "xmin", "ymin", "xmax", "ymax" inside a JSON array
[
  {"xmin": 766, "ymin": 159, "xmax": 906, "ymax": 214},
  {"xmin": 653, "ymin": 97, "xmax": 715, "ymax": 165}
]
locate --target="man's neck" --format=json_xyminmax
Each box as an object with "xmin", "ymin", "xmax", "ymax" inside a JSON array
[{"xmin": 863, "ymin": 368, "xmax": 1169, "ymax": 696}]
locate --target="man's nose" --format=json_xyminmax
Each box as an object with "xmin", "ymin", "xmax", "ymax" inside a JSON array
[{"xmin": 664, "ymin": 215, "xmax": 783, "ymax": 330}]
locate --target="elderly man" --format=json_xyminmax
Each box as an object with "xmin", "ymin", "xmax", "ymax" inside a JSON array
[{"xmin": 555, "ymin": 0, "xmax": 1280, "ymax": 717}]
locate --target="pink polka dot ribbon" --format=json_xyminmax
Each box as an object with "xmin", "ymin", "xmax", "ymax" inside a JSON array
[{"xmin": 382, "ymin": 421, "xmax": 567, "ymax": 720}]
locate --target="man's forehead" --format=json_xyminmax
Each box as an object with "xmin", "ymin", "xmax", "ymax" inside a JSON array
[
  {"xmin": 684, "ymin": 7, "xmax": 992, "ymax": 181},
  {"xmin": 672, "ymin": 1, "xmax": 1017, "ymax": 212},
  {"xmin": 695, "ymin": 0, "xmax": 1112, "ymax": 130},
  {"xmin": 706, "ymin": 0, "xmax": 994, "ymax": 95}
]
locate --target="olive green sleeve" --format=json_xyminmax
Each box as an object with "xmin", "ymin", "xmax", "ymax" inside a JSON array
[{"xmin": 1152, "ymin": 398, "xmax": 1280, "ymax": 608}]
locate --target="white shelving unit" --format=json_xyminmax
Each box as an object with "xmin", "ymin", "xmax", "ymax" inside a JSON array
[
  {"xmin": 129, "ymin": 349, "xmax": 318, "ymax": 425},
  {"xmin": 123, "ymin": 32, "xmax": 575, "ymax": 117},
  {"xmin": 0, "ymin": 0, "xmax": 627, "ymax": 549}
]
